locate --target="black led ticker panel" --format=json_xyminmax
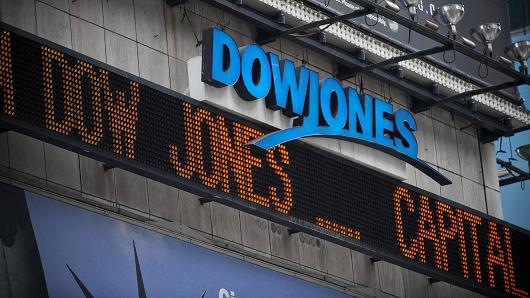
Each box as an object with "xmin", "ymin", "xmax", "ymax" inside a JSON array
[{"xmin": 0, "ymin": 23, "xmax": 528, "ymax": 297}]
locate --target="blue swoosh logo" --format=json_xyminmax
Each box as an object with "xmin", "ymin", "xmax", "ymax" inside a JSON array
[{"xmin": 248, "ymin": 126, "xmax": 451, "ymax": 186}]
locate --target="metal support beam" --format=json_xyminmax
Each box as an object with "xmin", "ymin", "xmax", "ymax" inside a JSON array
[
  {"xmin": 497, "ymin": 158, "xmax": 529, "ymax": 176},
  {"xmin": 256, "ymin": 8, "xmax": 373, "ymax": 44},
  {"xmin": 500, "ymin": 175, "xmax": 530, "ymax": 186},
  {"xmin": 337, "ymin": 45, "xmax": 451, "ymax": 80},
  {"xmin": 497, "ymin": 158, "xmax": 530, "ymax": 186},
  {"xmin": 434, "ymin": 80, "xmax": 523, "ymax": 108},
  {"xmin": 281, "ymin": 8, "xmax": 373, "ymax": 36},
  {"xmin": 480, "ymin": 125, "xmax": 529, "ymax": 143},
  {"xmin": 411, "ymin": 80, "xmax": 523, "ymax": 113}
]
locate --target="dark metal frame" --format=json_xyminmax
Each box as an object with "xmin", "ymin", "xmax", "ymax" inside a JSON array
[
  {"xmin": 309, "ymin": 0, "xmax": 529, "ymax": 105},
  {"xmin": 251, "ymin": 0, "xmax": 530, "ymax": 107},
  {"xmin": 204, "ymin": 0, "xmax": 520, "ymax": 142},
  {"xmin": 412, "ymin": 80, "xmax": 525, "ymax": 112},
  {"xmin": 1, "ymin": 21, "xmax": 528, "ymax": 298},
  {"xmin": 497, "ymin": 158, "xmax": 530, "ymax": 186}
]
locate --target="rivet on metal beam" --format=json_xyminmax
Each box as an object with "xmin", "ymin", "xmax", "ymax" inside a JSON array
[
  {"xmin": 370, "ymin": 257, "xmax": 381, "ymax": 264},
  {"xmin": 198, "ymin": 197, "xmax": 213, "ymax": 205},
  {"xmin": 287, "ymin": 228, "xmax": 300, "ymax": 235},
  {"xmin": 428, "ymin": 277, "xmax": 440, "ymax": 284}
]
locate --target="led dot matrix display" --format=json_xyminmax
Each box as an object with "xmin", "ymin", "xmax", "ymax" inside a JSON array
[{"xmin": 0, "ymin": 24, "xmax": 528, "ymax": 297}]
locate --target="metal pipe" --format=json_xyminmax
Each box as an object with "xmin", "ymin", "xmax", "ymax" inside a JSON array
[
  {"xmin": 432, "ymin": 80, "xmax": 523, "ymax": 108},
  {"xmin": 279, "ymin": 8, "xmax": 373, "ymax": 36},
  {"xmin": 339, "ymin": 45, "xmax": 451, "ymax": 78},
  {"xmin": 497, "ymin": 158, "xmax": 528, "ymax": 176}
]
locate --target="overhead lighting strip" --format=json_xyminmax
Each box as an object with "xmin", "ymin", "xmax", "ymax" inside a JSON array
[{"xmin": 256, "ymin": 0, "xmax": 530, "ymax": 125}]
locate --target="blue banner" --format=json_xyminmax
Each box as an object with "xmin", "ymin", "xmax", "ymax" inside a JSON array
[{"xmin": 25, "ymin": 192, "xmax": 353, "ymax": 297}]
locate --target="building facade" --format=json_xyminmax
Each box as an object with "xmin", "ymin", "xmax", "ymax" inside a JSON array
[{"xmin": 0, "ymin": 0, "xmax": 527, "ymax": 297}]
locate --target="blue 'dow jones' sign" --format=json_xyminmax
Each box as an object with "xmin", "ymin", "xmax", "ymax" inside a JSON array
[{"xmin": 201, "ymin": 28, "xmax": 450, "ymax": 185}]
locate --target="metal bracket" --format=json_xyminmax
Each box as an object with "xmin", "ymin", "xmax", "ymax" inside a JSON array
[
  {"xmin": 428, "ymin": 277, "xmax": 441, "ymax": 284},
  {"xmin": 337, "ymin": 45, "xmax": 451, "ymax": 80},
  {"xmin": 256, "ymin": 8, "xmax": 373, "ymax": 45},
  {"xmin": 370, "ymin": 257, "xmax": 381, "ymax": 264},
  {"xmin": 497, "ymin": 158, "xmax": 530, "ymax": 186},
  {"xmin": 479, "ymin": 125, "xmax": 530, "ymax": 143},
  {"xmin": 411, "ymin": 79, "xmax": 524, "ymax": 114},
  {"xmin": 103, "ymin": 163, "xmax": 115, "ymax": 171},
  {"xmin": 287, "ymin": 228, "xmax": 300, "ymax": 235},
  {"xmin": 198, "ymin": 197, "xmax": 213, "ymax": 205}
]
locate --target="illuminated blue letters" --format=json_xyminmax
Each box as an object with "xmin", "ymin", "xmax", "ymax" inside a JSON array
[
  {"xmin": 234, "ymin": 45, "xmax": 271, "ymax": 101},
  {"xmin": 374, "ymin": 98, "xmax": 395, "ymax": 150},
  {"xmin": 320, "ymin": 78, "xmax": 347, "ymax": 131},
  {"xmin": 348, "ymin": 89, "xmax": 373, "ymax": 142},
  {"xmin": 202, "ymin": 28, "xmax": 240, "ymax": 87},
  {"xmin": 394, "ymin": 109, "xmax": 418, "ymax": 158},
  {"xmin": 201, "ymin": 28, "xmax": 451, "ymax": 185},
  {"xmin": 267, "ymin": 53, "xmax": 309, "ymax": 117}
]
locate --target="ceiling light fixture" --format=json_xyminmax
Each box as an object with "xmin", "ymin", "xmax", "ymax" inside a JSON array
[
  {"xmin": 470, "ymin": 23, "xmax": 502, "ymax": 57},
  {"xmin": 433, "ymin": 4, "xmax": 465, "ymax": 40},
  {"xmin": 505, "ymin": 40, "xmax": 530, "ymax": 74}
]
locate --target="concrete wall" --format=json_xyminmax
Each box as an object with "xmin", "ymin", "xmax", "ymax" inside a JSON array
[{"xmin": 0, "ymin": 0, "xmax": 502, "ymax": 297}]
